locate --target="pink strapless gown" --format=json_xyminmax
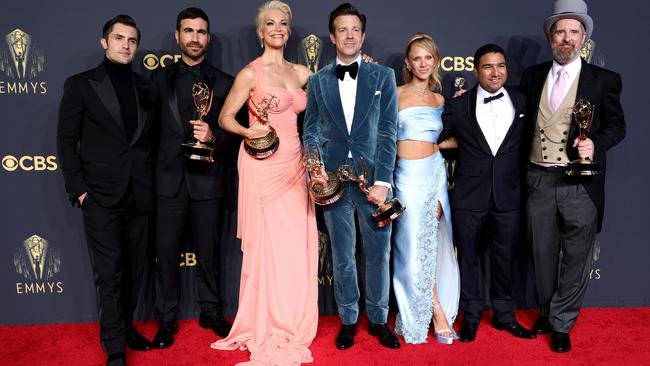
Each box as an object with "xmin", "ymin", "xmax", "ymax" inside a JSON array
[{"xmin": 211, "ymin": 58, "xmax": 318, "ymax": 366}]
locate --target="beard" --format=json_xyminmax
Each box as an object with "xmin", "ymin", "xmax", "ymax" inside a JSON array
[
  {"xmin": 552, "ymin": 41, "xmax": 582, "ymax": 64},
  {"xmin": 180, "ymin": 42, "xmax": 206, "ymax": 59}
]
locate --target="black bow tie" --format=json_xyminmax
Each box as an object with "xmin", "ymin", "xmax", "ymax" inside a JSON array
[
  {"xmin": 483, "ymin": 92, "xmax": 504, "ymax": 104},
  {"xmin": 179, "ymin": 62, "xmax": 201, "ymax": 78},
  {"xmin": 335, "ymin": 62, "xmax": 358, "ymax": 81}
]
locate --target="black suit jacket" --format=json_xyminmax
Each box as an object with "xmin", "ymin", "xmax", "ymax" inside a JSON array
[
  {"xmin": 151, "ymin": 61, "xmax": 233, "ymax": 200},
  {"xmin": 57, "ymin": 63, "xmax": 158, "ymax": 211},
  {"xmin": 439, "ymin": 86, "xmax": 526, "ymax": 212},
  {"xmin": 520, "ymin": 60, "xmax": 626, "ymax": 231}
]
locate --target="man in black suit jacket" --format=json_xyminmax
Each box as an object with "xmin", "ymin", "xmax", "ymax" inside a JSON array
[
  {"xmin": 440, "ymin": 44, "xmax": 536, "ymax": 343},
  {"xmin": 57, "ymin": 15, "xmax": 158, "ymax": 366},
  {"xmin": 520, "ymin": 0, "xmax": 625, "ymax": 353},
  {"xmin": 150, "ymin": 8, "xmax": 233, "ymax": 348}
]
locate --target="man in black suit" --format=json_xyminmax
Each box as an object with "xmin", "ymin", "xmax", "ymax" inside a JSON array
[
  {"xmin": 150, "ymin": 7, "xmax": 233, "ymax": 348},
  {"xmin": 520, "ymin": 0, "xmax": 625, "ymax": 353},
  {"xmin": 439, "ymin": 44, "xmax": 536, "ymax": 343},
  {"xmin": 57, "ymin": 15, "xmax": 158, "ymax": 366}
]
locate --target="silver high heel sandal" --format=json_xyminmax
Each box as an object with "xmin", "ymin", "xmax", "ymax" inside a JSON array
[{"xmin": 433, "ymin": 302, "xmax": 455, "ymax": 345}]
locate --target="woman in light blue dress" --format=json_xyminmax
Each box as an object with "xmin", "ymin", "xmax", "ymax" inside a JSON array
[{"xmin": 392, "ymin": 33, "xmax": 460, "ymax": 345}]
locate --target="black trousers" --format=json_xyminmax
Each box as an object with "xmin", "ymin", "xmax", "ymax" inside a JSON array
[
  {"xmin": 154, "ymin": 180, "xmax": 224, "ymax": 323},
  {"xmin": 81, "ymin": 190, "xmax": 149, "ymax": 356},
  {"xmin": 526, "ymin": 167, "xmax": 597, "ymax": 333},
  {"xmin": 453, "ymin": 197, "xmax": 518, "ymax": 325}
]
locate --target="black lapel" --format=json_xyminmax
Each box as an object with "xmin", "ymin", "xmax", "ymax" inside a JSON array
[
  {"xmin": 89, "ymin": 64, "xmax": 126, "ymax": 134},
  {"xmin": 495, "ymin": 87, "xmax": 522, "ymax": 156},
  {"xmin": 130, "ymin": 74, "xmax": 148, "ymax": 147},
  {"xmin": 166, "ymin": 63, "xmax": 184, "ymax": 132},
  {"xmin": 467, "ymin": 87, "xmax": 493, "ymax": 155}
]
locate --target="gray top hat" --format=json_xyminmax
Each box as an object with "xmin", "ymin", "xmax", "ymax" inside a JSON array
[{"xmin": 544, "ymin": 0, "xmax": 593, "ymax": 40}]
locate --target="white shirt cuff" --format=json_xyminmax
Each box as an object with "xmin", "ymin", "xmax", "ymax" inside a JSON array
[{"xmin": 373, "ymin": 180, "xmax": 392, "ymax": 190}]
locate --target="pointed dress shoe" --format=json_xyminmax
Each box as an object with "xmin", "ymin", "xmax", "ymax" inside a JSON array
[
  {"xmin": 199, "ymin": 312, "xmax": 232, "ymax": 338},
  {"xmin": 459, "ymin": 322, "xmax": 478, "ymax": 342},
  {"xmin": 368, "ymin": 322, "xmax": 400, "ymax": 349},
  {"xmin": 126, "ymin": 327, "xmax": 153, "ymax": 351},
  {"xmin": 492, "ymin": 320, "xmax": 537, "ymax": 339},
  {"xmin": 152, "ymin": 321, "xmax": 179, "ymax": 349},
  {"xmin": 336, "ymin": 323, "xmax": 357, "ymax": 350},
  {"xmin": 551, "ymin": 332, "xmax": 571, "ymax": 353},
  {"xmin": 533, "ymin": 316, "xmax": 552, "ymax": 334}
]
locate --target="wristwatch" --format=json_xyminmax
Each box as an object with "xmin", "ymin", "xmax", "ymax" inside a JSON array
[{"xmin": 207, "ymin": 134, "xmax": 215, "ymax": 144}]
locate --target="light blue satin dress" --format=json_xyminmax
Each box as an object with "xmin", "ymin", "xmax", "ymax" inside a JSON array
[{"xmin": 392, "ymin": 106, "xmax": 460, "ymax": 344}]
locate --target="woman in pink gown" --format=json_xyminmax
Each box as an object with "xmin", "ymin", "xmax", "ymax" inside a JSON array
[{"xmin": 210, "ymin": 1, "xmax": 318, "ymax": 365}]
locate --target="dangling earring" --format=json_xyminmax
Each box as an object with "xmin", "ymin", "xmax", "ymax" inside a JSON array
[
  {"xmin": 406, "ymin": 64, "xmax": 412, "ymax": 72},
  {"xmin": 260, "ymin": 37, "xmax": 264, "ymax": 48}
]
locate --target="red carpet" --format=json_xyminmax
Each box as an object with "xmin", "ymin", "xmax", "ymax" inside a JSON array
[{"xmin": 1, "ymin": 308, "xmax": 649, "ymax": 365}]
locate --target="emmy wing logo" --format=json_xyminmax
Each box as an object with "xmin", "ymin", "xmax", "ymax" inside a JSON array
[
  {"xmin": 301, "ymin": 34, "xmax": 323, "ymax": 73},
  {"xmin": 1, "ymin": 29, "xmax": 44, "ymax": 79},
  {"xmin": 13, "ymin": 235, "xmax": 64, "ymax": 294}
]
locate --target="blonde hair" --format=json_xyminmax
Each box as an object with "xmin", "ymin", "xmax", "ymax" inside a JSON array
[
  {"xmin": 403, "ymin": 33, "xmax": 442, "ymax": 92},
  {"xmin": 255, "ymin": 0, "xmax": 293, "ymax": 41}
]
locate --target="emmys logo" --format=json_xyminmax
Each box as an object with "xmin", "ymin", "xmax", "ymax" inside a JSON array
[
  {"xmin": 13, "ymin": 235, "xmax": 64, "ymax": 294},
  {"xmin": 441, "ymin": 56, "xmax": 474, "ymax": 72},
  {"xmin": 301, "ymin": 35, "xmax": 323, "ymax": 73},
  {"xmin": 317, "ymin": 231, "xmax": 334, "ymax": 286},
  {"xmin": 0, "ymin": 29, "xmax": 47, "ymax": 95},
  {"xmin": 581, "ymin": 39, "xmax": 605, "ymax": 67},
  {"xmin": 2, "ymin": 155, "xmax": 57, "ymax": 172},
  {"xmin": 142, "ymin": 53, "xmax": 182, "ymax": 71}
]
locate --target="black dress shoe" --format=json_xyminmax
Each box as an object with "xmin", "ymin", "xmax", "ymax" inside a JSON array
[
  {"xmin": 533, "ymin": 316, "xmax": 552, "ymax": 334},
  {"xmin": 336, "ymin": 323, "xmax": 357, "ymax": 350},
  {"xmin": 368, "ymin": 322, "xmax": 400, "ymax": 349},
  {"xmin": 152, "ymin": 321, "xmax": 179, "ymax": 349},
  {"xmin": 126, "ymin": 328, "xmax": 153, "ymax": 351},
  {"xmin": 492, "ymin": 320, "xmax": 537, "ymax": 339},
  {"xmin": 459, "ymin": 322, "xmax": 478, "ymax": 343},
  {"xmin": 551, "ymin": 332, "xmax": 571, "ymax": 353},
  {"xmin": 106, "ymin": 352, "xmax": 126, "ymax": 366},
  {"xmin": 199, "ymin": 313, "xmax": 232, "ymax": 338}
]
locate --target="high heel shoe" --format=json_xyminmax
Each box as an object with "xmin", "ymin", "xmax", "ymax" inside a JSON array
[{"xmin": 432, "ymin": 302, "xmax": 455, "ymax": 345}]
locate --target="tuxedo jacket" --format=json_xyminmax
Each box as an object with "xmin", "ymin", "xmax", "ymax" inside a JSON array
[
  {"xmin": 520, "ymin": 60, "xmax": 626, "ymax": 231},
  {"xmin": 439, "ymin": 86, "xmax": 526, "ymax": 212},
  {"xmin": 151, "ymin": 61, "xmax": 233, "ymax": 200},
  {"xmin": 57, "ymin": 63, "xmax": 158, "ymax": 211},
  {"xmin": 302, "ymin": 62, "xmax": 398, "ymax": 185}
]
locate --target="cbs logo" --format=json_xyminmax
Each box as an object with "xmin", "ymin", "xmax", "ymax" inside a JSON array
[
  {"xmin": 441, "ymin": 56, "xmax": 474, "ymax": 72},
  {"xmin": 2, "ymin": 155, "xmax": 57, "ymax": 172},
  {"xmin": 143, "ymin": 53, "xmax": 182, "ymax": 70}
]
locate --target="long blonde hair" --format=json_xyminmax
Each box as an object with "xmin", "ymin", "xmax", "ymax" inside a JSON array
[{"xmin": 403, "ymin": 33, "xmax": 442, "ymax": 92}]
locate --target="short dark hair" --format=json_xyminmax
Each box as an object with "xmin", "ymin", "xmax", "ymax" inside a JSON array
[
  {"xmin": 473, "ymin": 43, "xmax": 506, "ymax": 68},
  {"xmin": 329, "ymin": 3, "xmax": 366, "ymax": 34},
  {"xmin": 102, "ymin": 14, "xmax": 140, "ymax": 44},
  {"xmin": 176, "ymin": 7, "xmax": 210, "ymax": 32}
]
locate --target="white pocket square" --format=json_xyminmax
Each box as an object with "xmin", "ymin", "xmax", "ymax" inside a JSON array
[
  {"xmin": 374, "ymin": 90, "xmax": 381, "ymax": 95},
  {"xmin": 519, "ymin": 113, "xmax": 525, "ymax": 118}
]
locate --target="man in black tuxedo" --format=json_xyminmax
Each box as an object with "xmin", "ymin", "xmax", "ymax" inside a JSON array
[
  {"xmin": 520, "ymin": 0, "xmax": 625, "ymax": 353},
  {"xmin": 150, "ymin": 7, "xmax": 233, "ymax": 348},
  {"xmin": 57, "ymin": 15, "xmax": 158, "ymax": 366},
  {"xmin": 439, "ymin": 44, "xmax": 536, "ymax": 343}
]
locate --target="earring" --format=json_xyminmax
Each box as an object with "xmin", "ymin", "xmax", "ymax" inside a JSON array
[
  {"xmin": 260, "ymin": 38, "xmax": 264, "ymax": 48},
  {"xmin": 406, "ymin": 65, "xmax": 412, "ymax": 71}
]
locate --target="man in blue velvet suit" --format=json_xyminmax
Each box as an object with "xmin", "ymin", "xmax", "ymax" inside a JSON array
[{"xmin": 303, "ymin": 2, "xmax": 400, "ymax": 351}]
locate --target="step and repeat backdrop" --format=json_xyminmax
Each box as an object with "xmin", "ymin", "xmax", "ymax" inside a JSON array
[{"xmin": 1, "ymin": 0, "xmax": 647, "ymax": 325}]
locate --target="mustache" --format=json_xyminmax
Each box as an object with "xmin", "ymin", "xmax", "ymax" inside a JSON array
[{"xmin": 186, "ymin": 42, "xmax": 203, "ymax": 48}]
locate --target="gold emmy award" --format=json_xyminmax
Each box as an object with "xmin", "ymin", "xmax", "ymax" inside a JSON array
[
  {"xmin": 181, "ymin": 82, "xmax": 215, "ymax": 162},
  {"xmin": 336, "ymin": 158, "xmax": 405, "ymax": 227},
  {"xmin": 244, "ymin": 93, "xmax": 280, "ymax": 159},
  {"xmin": 566, "ymin": 99, "xmax": 601, "ymax": 176},
  {"xmin": 303, "ymin": 143, "xmax": 343, "ymax": 205}
]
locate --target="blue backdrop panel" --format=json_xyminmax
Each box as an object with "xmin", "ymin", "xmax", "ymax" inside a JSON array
[{"xmin": 0, "ymin": 0, "xmax": 647, "ymax": 325}]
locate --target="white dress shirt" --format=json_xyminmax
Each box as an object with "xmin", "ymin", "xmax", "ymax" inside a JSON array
[
  {"xmin": 336, "ymin": 54, "xmax": 390, "ymax": 189},
  {"xmin": 546, "ymin": 56, "xmax": 582, "ymax": 106},
  {"xmin": 476, "ymin": 86, "xmax": 515, "ymax": 156}
]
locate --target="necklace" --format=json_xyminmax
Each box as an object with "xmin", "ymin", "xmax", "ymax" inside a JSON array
[{"xmin": 409, "ymin": 83, "xmax": 430, "ymax": 95}]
